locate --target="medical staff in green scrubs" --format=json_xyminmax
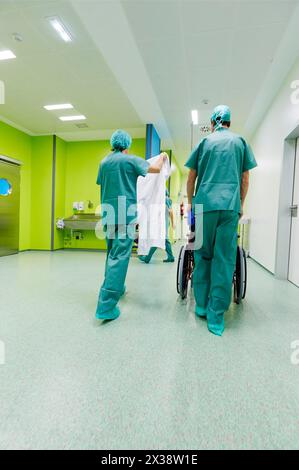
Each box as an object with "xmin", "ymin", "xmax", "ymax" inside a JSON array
[
  {"xmin": 185, "ymin": 105, "xmax": 257, "ymax": 336},
  {"xmin": 139, "ymin": 189, "xmax": 175, "ymax": 264},
  {"xmin": 96, "ymin": 130, "xmax": 166, "ymax": 320}
]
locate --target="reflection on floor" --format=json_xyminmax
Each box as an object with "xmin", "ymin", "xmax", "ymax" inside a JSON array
[{"xmin": 0, "ymin": 248, "xmax": 299, "ymax": 450}]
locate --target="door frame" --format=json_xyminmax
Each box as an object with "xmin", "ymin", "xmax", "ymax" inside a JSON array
[
  {"xmin": 0, "ymin": 158, "xmax": 21, "ymax": 256},
  {"xmin": 0, "ymin": 154, "xmax": 22, "ymax": 166},
  {"xmin": 275, "ymin": 125, "xmax": 299, "ymax": 279}
]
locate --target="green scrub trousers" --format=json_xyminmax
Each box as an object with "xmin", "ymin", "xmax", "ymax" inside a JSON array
[
  {"xmin": 96, "ymin": 225, "xmax": 133, "ymax": 319},
  {"xmin": 194, "ymin": 210, "xmax": 239, "ymax": 336},
  {"xmin": 96, "ymin": 151, "xmax": 150, "ymax": 320},
  {"xmin": 142, "ymin": 237, "xmax": 174, "ymax": 263},
  {"xmin": 185, "ymin": 128, "xmax": 257, "ymax": 336}
]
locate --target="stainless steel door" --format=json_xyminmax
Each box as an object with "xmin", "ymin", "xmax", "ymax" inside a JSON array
[{"xmin": 0, "ymin": 160, "xmax": 20, "ymax": 256}]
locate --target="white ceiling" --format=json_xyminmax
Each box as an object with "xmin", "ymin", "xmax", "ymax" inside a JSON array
[
  {"xmin": 0, "ymin": 0, "xmax": 298, "ymax": 167},
  {"xmin": 122, "ymin": 0, "xmax": 298, "ymax": 159},
  {"xmin": 0, "ymin": 0, "xmax": 142, "ymax": 136}
]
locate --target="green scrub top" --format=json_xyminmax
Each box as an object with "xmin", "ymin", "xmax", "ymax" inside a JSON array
[
  {"xmin": 185, "ymin": 128, "xmax": 257, "ymax": 213},
  {"xmin": 97, "ymin": 151, "xmax": 150, "ymax": 225}
]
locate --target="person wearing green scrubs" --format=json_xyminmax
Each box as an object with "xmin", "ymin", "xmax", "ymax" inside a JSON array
[
  {"xmin": 96, "ymin": 130, "xmax": 166, "ymax": 320},
  {"xmin": 139, "ymin": 189, "xmax": 175, "ymax": 264},
  {"xmin": 185, "ymin": 105, "xmax": 257, "ymax": 336}
]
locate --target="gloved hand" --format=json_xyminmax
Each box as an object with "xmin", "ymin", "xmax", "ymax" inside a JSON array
[{"xmin": 187, "ymin": 208, "xmax": 195, "ymax": 227}]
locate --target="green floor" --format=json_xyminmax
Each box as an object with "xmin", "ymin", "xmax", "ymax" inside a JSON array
[{"xmin": 0, "ymin": 248, "xmax": 299, "ymax": 450}]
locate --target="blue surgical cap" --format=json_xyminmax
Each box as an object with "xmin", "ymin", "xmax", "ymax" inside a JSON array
[
  {"xmin": 211, "ymin": 105, "xmax": 231, "ymax": 125},
  {"xmin": 110, "ymin": 130, "xmax": 132, "ymax": 151}
]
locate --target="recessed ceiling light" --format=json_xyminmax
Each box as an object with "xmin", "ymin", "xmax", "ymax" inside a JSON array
[
  {"xmin": 44, "ymin": 104, "xmax": 74, "ymax": 111},
  {"xmin": 59, "ymin": 115, "xmax": 86, "ymax": 122},
  {"xmin": 48, "ymin": 17, "xmax": 72, "ymax": 42},
  {"xmin": 191, "ymin": 110, "xmax": 199, "ymax": 125},
  {"xmin": 0, "ymin": 50, "xmax": 16, "ymax": 61}
]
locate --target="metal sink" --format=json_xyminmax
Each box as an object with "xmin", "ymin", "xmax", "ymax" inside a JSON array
[{"xmin": 64, "ymin": 213, "xmax": 101, "ymax": 231}]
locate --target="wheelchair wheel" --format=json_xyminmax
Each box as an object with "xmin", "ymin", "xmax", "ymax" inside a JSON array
[
  {"xmin": 234, "ymin": 246, "xmax": 247, "ymax": 304},
  {"xmin": 242, "ymin": 248, "xmax": 247, "ymax": 300},
  {"xmin": 177, "ymin": 245, "xmax": 192, "ymax": 300},
  {"xmin": 177, "ymin": 246, "xmax": 188, "ymax": 299},
  {"xmin": 176, "ymin": 246, "xmax": 184, "ymax": 294}
]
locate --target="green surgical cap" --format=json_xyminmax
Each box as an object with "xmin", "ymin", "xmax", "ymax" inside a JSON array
[
  {"xmin": 211, "ymin": 105, "xmax": 231, "ymax": 125},
  {"xmin": 110, "ymin": 130, "xmax": 132, "ymax": 151}
]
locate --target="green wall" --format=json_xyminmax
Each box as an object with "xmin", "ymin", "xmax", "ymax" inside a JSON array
[
  {"xmin": 0, "ymin": 119, "xmax": 151, "ymax": 252},
  {"xmin": 169, "ymin": 154, "xmax": 182, "ymax": 204},
  {"xmin": 168, "ymin": 153, "xmax": 182, "ymax": 241},
  {"xmin": 0, "ymin": 121, "xmax": 32, "ymax": 251},
  {"xmin": 65, "ymin": 138, "xmax": 146, "ymax": 217},
  {"xmin": 30, "ymin": 136, "xmax": 53, "ymax": 250},
  {"xmin": 54, "ymin": 137, "xmax": 67, "ymax": 250},
  {"xmin": 162, "ymin": 149, "xmax": 182, "ymax": 203},
  {"xmin": 0, "ymin": 122, "xmax": 55, "ymax": 251},
  {"xmin": 64, "ymin": 138, "xmax": 146, "ymax": 250},
  {"xmin": 64, "ymin": 140, "xmax": 110, "ymax": 250}
]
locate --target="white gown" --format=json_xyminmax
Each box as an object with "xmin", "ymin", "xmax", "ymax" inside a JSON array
[{"xmin": 137, "ymin": 155, "xmax": 171, "ymax": 256}]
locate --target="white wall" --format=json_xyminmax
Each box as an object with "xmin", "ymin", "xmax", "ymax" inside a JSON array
[{"xmin": 246, "ymin": 57, "xmax": 299, "ymax": 273}]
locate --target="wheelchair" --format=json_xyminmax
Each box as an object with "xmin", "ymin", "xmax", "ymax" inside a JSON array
[{"xmin": 176, "ymin": 223, "xmax": 247, "ymax": 305}]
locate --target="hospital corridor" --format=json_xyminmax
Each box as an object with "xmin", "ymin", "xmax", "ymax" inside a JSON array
[{"xmin": 1, "ymin": 0, "xmax": 299, "ymax": 454}]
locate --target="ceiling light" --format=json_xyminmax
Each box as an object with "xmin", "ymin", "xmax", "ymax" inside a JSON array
[
  {"xmin": 59, "ymin": 115, "xmax": 86, "ymax": 122},
  {"xmin": 191, "ymin": 110, "xmax": 199, "ymax": 125},
  {"xmin": 44, "ymin": 104, "xmax": 73, "ymax": 111},
  {"xmin": 0, "ymin": 50, "xmax": 16, "ymax": 61},
  {"xmin": 48, "ymin": 17, "xmax": 72, "ymax": 42}
]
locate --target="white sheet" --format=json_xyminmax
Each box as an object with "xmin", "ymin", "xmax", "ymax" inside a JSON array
[{"xmin": 137, "ymin": 155, "xmax": 171, "ymax": 256}]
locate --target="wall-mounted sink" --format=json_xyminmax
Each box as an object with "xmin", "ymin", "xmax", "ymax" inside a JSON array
[{"xmin": 63, "ymin": 213, "xmax": 101, "ymax": 231}]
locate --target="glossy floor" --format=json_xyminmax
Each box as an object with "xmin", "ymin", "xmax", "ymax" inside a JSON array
[{"xmin": 0, "ymin": 249, "xmax": 299, "ymax": 449}]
